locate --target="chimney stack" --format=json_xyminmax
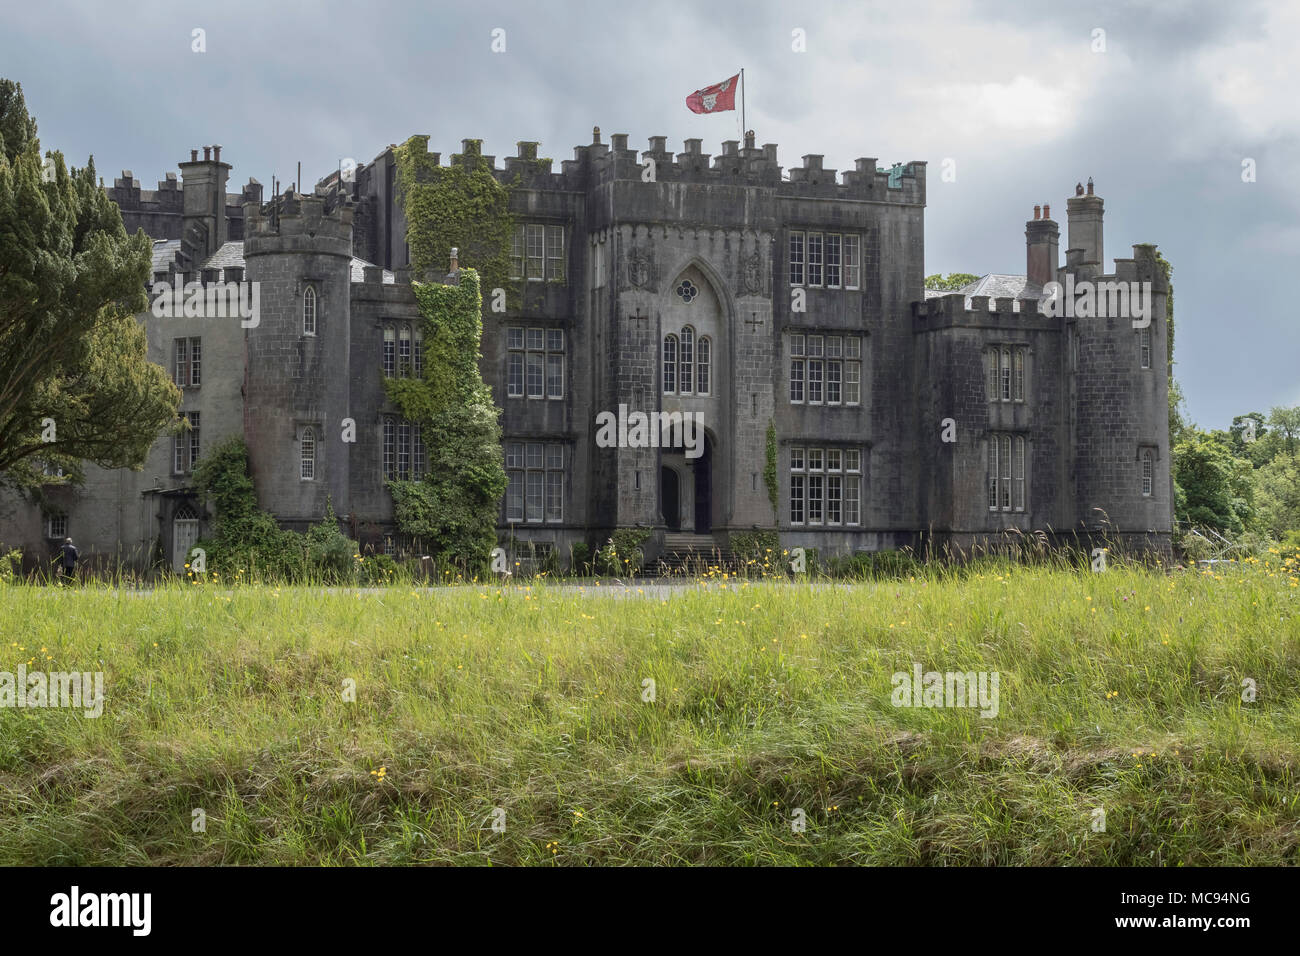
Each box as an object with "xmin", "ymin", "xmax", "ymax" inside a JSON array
[
  {"xmin": 1026, "ymin": 204, "xmax": 1060, "ymax": 288},
  {"xmin": 1033, "ymin": 204, "xmax": 1041, "ymax": 220},
  {"xmin": 1067, "ymin": 178, "xmax": 1104, "ymax": 270},
  {"xmin": 203, "ymin": 146, "xmax": 211, "ymax": 161},
  {"xmin": 179, "ymin": 144, "xmax": 232, "ymax": 260},
  {"xmin": 1043, "ymin": 203, "xmax": 1051, "ymax": 220}
]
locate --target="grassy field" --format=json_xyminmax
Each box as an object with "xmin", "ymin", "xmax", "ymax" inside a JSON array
[{"xmin": 1, "ymin": 559, "xmax": 1298, "ymax": 866}]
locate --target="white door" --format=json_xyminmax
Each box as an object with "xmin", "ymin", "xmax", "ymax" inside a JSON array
[{"xmin": 172, "ymin": 506, "xmax": 200, "ymax": 572}]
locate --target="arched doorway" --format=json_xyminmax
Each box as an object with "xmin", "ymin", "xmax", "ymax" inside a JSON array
[
  {"xmin": 694, "ymin": 434, "xmax": 712, "ymax": 534},
  {"xmin": 660, "ymin": 467, "xmax": 681, "ymax": 531},
  {"xmin": 172, "ymin": 503, "xmax": 200, "ymax": 572}
]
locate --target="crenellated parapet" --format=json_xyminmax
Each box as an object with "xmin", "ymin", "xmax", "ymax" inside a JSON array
[
  {"xmin": 243, "ymin": 192, "xmax": 353, "ymax": 259},
  {"xmin": 912, "ymin": 291, "xmax": 1058, "ymax": 332}
]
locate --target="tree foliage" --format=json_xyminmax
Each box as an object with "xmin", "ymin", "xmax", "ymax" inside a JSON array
[
  {"xmin": 0, "ymin": 78, "xmax": 179, "ymax": 490},
  {"xmin": 923, "ymin": 273, "xmax": 979, "ymax": 291}
]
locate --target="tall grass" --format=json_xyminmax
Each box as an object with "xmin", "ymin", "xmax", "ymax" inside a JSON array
[{"xmin": 0, "ymin": 557, "xmax": 1297, "ymax": 865}]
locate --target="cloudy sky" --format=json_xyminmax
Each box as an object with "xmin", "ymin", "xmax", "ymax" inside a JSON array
[{"xmin": 3, "ymin": 0, "xmax": 1295, "ymax": 428}]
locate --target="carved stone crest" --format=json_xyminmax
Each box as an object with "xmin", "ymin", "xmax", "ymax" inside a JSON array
[
  {"xmin": 742, "ymin": 250, "xmax": 763, "ymax": 294},
  {"xmin": 627, "ymin": 244, "xmax": 656, "ymax": 290}
]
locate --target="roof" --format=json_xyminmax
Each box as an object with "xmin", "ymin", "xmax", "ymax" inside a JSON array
[
  {"xmin": 154, "ymin": 239, "xmax": 394, "ymax": 284},
  {"xmin": 956, "ymin": 273, "xmax": 1045, "ymax": 300}
]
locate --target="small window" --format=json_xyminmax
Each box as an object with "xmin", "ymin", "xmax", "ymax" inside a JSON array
[
  {"xmin": 303, "ymin": 287, "xmax": 317, "ymax": 336},
  {"xmin": 789, "ymin": 231, "xmax": 805, "ymax": 286},
  {"xmin": 383, "ymin": 327, "xmax": 395, "ymax": 377},
  {"xmin": 45, "ymin": 513, "xmax": 67, "ymax": 539},
  {"xmin": 546, "ymin": 226, "xmax": 565, "ymax": 281},
  {"xmin": 663, "ymin": 335, "xmax": 677, "ymax": 394},
  {"xmin": 1141, "ymin": 448, "xmax": 1154, "ymax": 496},
  {"xmin": 697, "ymin": 336, "xmax": 711, "ymax": 395},
  {"xmin": 301, "ymin": 427, "xmax": 316, "ymax": 481},
  {"xmin": 1139, "ymin": 327, "xmax": 1152, "ymax": 369}
]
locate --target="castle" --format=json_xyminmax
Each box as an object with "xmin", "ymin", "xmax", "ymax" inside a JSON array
[{"xmin": 0, "ymin": 130, "xmax": 1173, "ymax": 572}]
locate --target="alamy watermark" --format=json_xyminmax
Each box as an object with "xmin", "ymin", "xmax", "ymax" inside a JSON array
[
  {"xmin": 0, "ymin": 666, "xmax": 104, "ymax": 717},
  {"xmin": 150, "ymin": 276, "xmax": 260, "ymax": 328},
  {"xmin": 1042, "ymin": 274, "xmax": 1153, "ymax": 328},
  {"xmin": 891, "ymin": 663, "xmax": 999, "ymax": 718},
  {"xmin": 594, "ymin": 404, "xmax": 705, "ymax": 459}
]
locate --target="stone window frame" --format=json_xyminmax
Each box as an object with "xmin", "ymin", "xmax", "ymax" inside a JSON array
[
  {"xmin": 504, "ymin": 441, "xmax": 565, "ymax": 524},
  {"xmin": 987, "ymin": 432, "xmax": 1027, "ymax": 513},
  {"xmin": 506, "ymin": 326, "xmax": 564, "ymax": 400},
  {"xmin": 302, "ymin": 285, "xmax": 318, "ymax": 336},
  {"xmin": 788, "ymin": 331, "xmax": 862, "ymax": 407},
  {"xmin": 44, "ymin": 511, "xmax": 67, "ymax": 540},
  {"xmin": 381, "ymin": 415, "xmax": 425, "ymax": 481},
  {"xmin": 1138, "ymin": 326, "xmax": 1152, "ymax": 370},
  {"xmin": 299, "ymin": 424, "xmax": 317, "ymax": 482},
  {"xmin": 662, "ymin": 325, "xmax": 711, "ymax": 397},
  {"xmin": 381, "ymin": 321, "xmax": 422, "ymax": 379},
  {"xmin": 788, "ymin": 230, "xmax": 862, "ymax": 290},
  {"xmin": 173, "ymin": 411, "xmax": 200, "ymax": 476},
  {"xmin": 985, "ymin": 345, "xmax": 1028, "ymax": 404},
  {"xmin": 173, "ymin": 336, "xmax": 201, "ymax": 388},
  {"xmin": 1138, "ymin": 445, "xmax": 1158, "ymax": 497},
  {"xmin": 787, "ymin": 444, "xmax": 862, "ymax": 527},
  {"xmin": 511, "ymin": 224, "xmax": 566, "ymax": 282}
]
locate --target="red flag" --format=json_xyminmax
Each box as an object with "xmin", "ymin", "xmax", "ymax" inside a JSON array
[{"xmin": 686, "ymin": 74, "xmax": 739, "ymax": 114}]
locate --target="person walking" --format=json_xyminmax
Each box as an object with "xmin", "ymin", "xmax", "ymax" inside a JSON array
[{"xmin": 58, "ymin": 536, "xmax": 78, "ymax": 585}]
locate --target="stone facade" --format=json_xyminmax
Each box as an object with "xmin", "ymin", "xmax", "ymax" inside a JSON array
[{"xmin": 0, "ymin": 135, "xmax": 1173, "ymax": 571}]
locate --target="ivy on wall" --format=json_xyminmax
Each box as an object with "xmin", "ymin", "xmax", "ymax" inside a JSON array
[
  {"xmin": 764, "ymin": 420, "xmax": 779, "ymax": 517},
  {"xmin": 393, "ymin": 135, "xmax": 514, "ymax": 294},
  {"xmin": 384, "ymin": 270, "xmax": 508, "ymax": 566}
]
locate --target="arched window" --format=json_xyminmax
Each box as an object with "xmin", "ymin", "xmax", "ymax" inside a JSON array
[
  {"xmin": 303, "ymin": 287, "xmax": 317, "ymax": 336},
  {"xmin": 399, "ymin": 325, "xmax": 412, "ymax": 378},
  {"xmin": 697, "ymin": 336, "xmax": 711, "ymax": 395},
  {"xmin": 1141, "ymin": 448, "xmax": 1154, "ymax": 496},
  {"xmin": 663, "ymin": 334, "xmax": 678, "ymax": 394},
  {"xmin": 382, "ymin": 327, "xmax": 395, "ymax": 377},
  {"xmin": 413, "ymin": 328, "xmax": 424, "ymax": 378},
  {"xmin": 679, "ymin": 326, "xmax": 694, "ymax": 396},
  {"xmin": 300, "ymin": 427, "xmax": 315, "ymax": 480}
]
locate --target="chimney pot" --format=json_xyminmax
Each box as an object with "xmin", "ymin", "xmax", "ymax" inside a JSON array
[
  {"xmin": 203, "ymin": 146, "xmax": 211, "ymax": 161},
  {"xmin": 213, "ymin": 145, "xmax": 222, "ymax": 162},
  {"xmin": 1033, "ymin": 204, "xmax": 1041, "ymax": 220},
  {"xmin": 744, "ymin": 129, "xmax": 755, "ymax": 149},
  {"xmin": 1043, "ymin": 203, "xmax": 1051, "ymax": 219},
  {"xmin": 1087, "ymin": 176, "xmax": 1094, "ymax": 195},
  {"xmin": 191, "ymin": 149, "xmax": 198, "ymax": 162},
  {"xmin": 1076, "ymin": 182, "xmax": 1084, "ymax": 196},
  {"xmin": 592, "ymin": 126, "xmax": 601, "ymax": 145}
]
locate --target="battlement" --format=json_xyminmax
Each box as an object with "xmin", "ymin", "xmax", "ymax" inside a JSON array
[
  {"xmin": 389, "ymin": 131, "xmax": 925, "ymax": 202},
  {"xmin": 912, "ymin": 291, "xmax": 1060, "ymax": 332},
  {"xmin": 243, "ymin": 191, "xmax": 353, "ymax": 257}
]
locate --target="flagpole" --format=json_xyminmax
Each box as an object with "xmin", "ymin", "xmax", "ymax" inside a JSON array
[{"xmin": 740, "ymin": 68, "xmax": 746, "ymax": 140}]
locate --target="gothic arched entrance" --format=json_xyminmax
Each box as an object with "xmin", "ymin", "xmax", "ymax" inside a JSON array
[{"xmin": 660, "ymin": 466, "xmax": 681, "ymax": 531}]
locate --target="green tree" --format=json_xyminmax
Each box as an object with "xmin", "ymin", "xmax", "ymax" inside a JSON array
[
  {"xmin": 1173, "ymin": 430, "xmax": 1255, "ymax": 534},
  {"xmin": 923, "ymin": 273, "xmax": 979, "ymax": 291},
  {"xmin": 0, "ymin": 79, "xmax": 179, "ymax": 489}
]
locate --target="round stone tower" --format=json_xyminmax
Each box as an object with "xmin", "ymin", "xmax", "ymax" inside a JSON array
[{"xmin": 241, "ymin": 193, "xmax": 354, "ymax": 530}]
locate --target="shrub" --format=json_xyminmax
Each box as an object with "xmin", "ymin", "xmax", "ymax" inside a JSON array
[{"xmin": 569, "ymin": 541, "xmax": 590, "ymax": 576}]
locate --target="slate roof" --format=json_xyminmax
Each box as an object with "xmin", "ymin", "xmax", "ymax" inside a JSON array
[
  {"xmin": 152, "ymin": 239, "xmax": 395, "ymax": 284},
  {"xmin": 956, "ymin": 273, "xmax": 1045, "ymax": 300}
]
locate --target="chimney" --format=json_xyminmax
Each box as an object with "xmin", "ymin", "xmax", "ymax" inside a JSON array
[
  {"xmin": 1043, "ymin": 203, "xmax": 1051, "ymax": 220},
  {"xmin": 1026, "ymin": 205, "xmax": 1059, "ymax": 288},
  {"xmin": 1033, "ymin": 204, "xmax": 1041, "ymax": 220},
  {"xmin": 592, "ymin": 126, "xmax": 601, "ymax": 145},
  {"xmin": 744, "ymin": 129, "xmax": 756, "ymax": 149},
  {"xmin": 179, "ymin": 144, "xmax": 232, "ymax": 260},
  {"xmin": 1066, "ymin": 179, "xmax": 1104, "ymax": 269},
  {"xmin": 213, "ymin": 144, "xmax": 222, "ymax": 163}
]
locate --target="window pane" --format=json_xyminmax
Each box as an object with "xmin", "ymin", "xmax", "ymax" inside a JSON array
[
  {"xmin": 696, "ymin": 337, "xmax": 710, "ymax": 394},
  {"xmin": 808, "ymin": 474, "xmax": 823, "ymax": 522},
  {"xmin": 546, "ymin": 444, "xmax": 563, "ymax": 469},
  {"xmin": 413, "ymin": 424, "xmax": 425, "ymax": 479},
  {"xmin": 508, "ymin": 354, "xmax": 524, "ymax": 397},
  {"xmin": 844, "ymin": 235, "xmax": 861, "ymax": 289},
  {"xmin": 506, "ymin": 472, "xmax": 524, "ymax": 521},
  {"xmin": 679, "ymin": 327, "xmax": 693, "ymax": 395},
  {"xmin": 845, "ymin": 361, "xmax": 860, "ymax": 405},
  {"xmin": 546, "ymin": 328, "xmax": 564, "ymax": 352},
  {"xmin": 807, "ymin": 233, "xmax": 823, "ymax": 286},
  {"xmin": 789, "ymin": 359, "xmax": 804, "ymax": 402},
  {"xmin": 825, "ymin": 234, "xmax": 841, "ymax": 287},
  {"xmin": 827, "ymin": 361, "xmax": 841, "ymax": 404},
  {"xmin": 790, "ymin": 474, "xmax": 804, "ymax": 523},
  {"xmin": 546, "ymin": 226, "xmax": 565, "ymax": 280},
  {"xmin": 506, "ymin": 442, "xmax": 524, "ymax": 469},
  {"xmin": 383, "ymin": 328, "xmax": 395, "ymax": 377},
  {"xmin": 383, "ymin": 419, "xmax": 395, "ymax": 479},
  {"xmin": 301, "ymin": 428, "xmax": 315, "ymax": 480},
  {"xmin": 190, "ymin": 338, "xmax": 201, "ymax": 386},
  {"xmin": 1013, "ymin": 437, "xmax": 1025, "ymax": 511},
  {"xmin": 986, "ymin": 350, "xmax": 998, "ymax": 402},
  {"xmin": 1000, "ymin": 349, "xmax": 1011, "ymax": 401},
  {"xmin": 545, "ymin": 471, "xmax": 563, "ymax": 521},
  {"xmin": 526, "ymin": 352, "xmax": 543, "ymax": 398},
  {"xmin": 808, "ymin": 448, "xmax": 823, "ymax": 471},
  {"xmin": 1000, "ymin": 435, "xmax": 1011, "ymax": 510},
  {"xmin": 1013, "ymin": 349, "xmax": 1024, "ymax": 401},
  {"xmin": 507, "ymin": 326, "xmax": 524, "ymax": 350},
  {"xmin": 845, "ymin": 335, "xmax": 861, "ymax": 359},
  {"xmin": 845, "ymin": 475, "xmax": 860, "ymax": 524},
  {"xmin": 526, "ymin": 224, "xmax": 544, "ymax": 279},
  {"xmin": 511, "ymin": 228, "xmax": 525, "ymax": 280},
  {"xmin": 397, "ymin": 421, "xmax": 410, "ymax": 479},
  {"xmin": 808, "ymin": 360, "xmax": 823, "ymax": 403},
  {"xmin": 988, "ymin": 437, "xmax": 998, "ymax": 510},
  {"xmin": 827, "ymin": 474, "xmax": 842, "ymax": 523},
  {"xmin": 526, "ymin": 327, "xmax": 544, "ymax": 351},
  {"xmin": 174, "ymin": 338, "xmax": 188, "ymax": 386},
  {"xmin": 546, "ymin": 353, "xmax": 564, "ymax": 398},
  {"xmin": 827, "ymin": 449, "xmax": 842, "ymax": 471},
  {"xmin": 791, "ymin": 447, "xmax": 805, "ymax": 470},
  {"xmin": 808, "ymin": 335, "xmax": 823, "ymax": 357},
  {"xmin": 789, "ymin": 232, "xmax": 804, "ymax": 285},
  {"xmin": 526, "ymin": 443, "xmax": 543, "ymax": 469},
  {"xmin": 526, "ymin": 471, "xmax": 543, "ymax": 521},
  {"xmin": 790, "ymin": 333, "xmax": 805, "ymax": 357},
  {"xmin": 845, "ymin": 449, "xmax": 860, "ymax": 472},
  {"xmin": 663, "ymin": 336, "xmax": 677, "ymax": 393}
]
